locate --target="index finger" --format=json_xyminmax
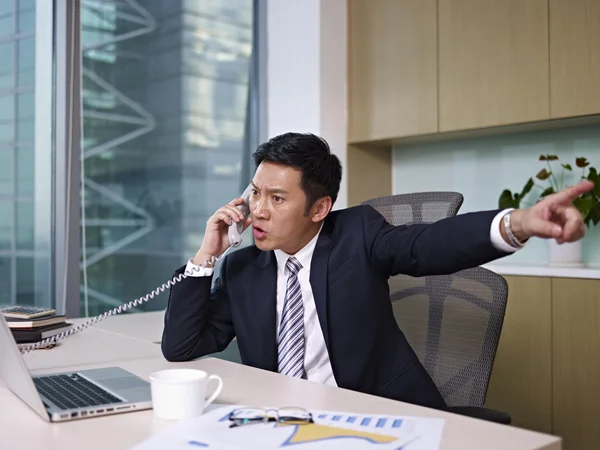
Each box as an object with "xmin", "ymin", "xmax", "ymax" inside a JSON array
[
  {"xmin": 228, "ymin": 197, "xmax": 246, "ymax": 206},
  {"xmin": 561, "ymin": 206, "xmax": 583, "ymax": 240},
  {"xmin": 551, "ymin": 180, "xmax": 594, "ymax": 204}
]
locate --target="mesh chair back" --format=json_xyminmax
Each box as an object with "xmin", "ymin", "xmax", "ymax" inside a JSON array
[
  {"xmin": 389, "ymin": 267, "xmax": 508, "ymax": 406},
  {"xmin": 362, "ymin": 192, "xmax": 464, "ymax": 226}
]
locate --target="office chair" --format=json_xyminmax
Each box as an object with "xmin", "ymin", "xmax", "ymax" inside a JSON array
[
  {"xmin": 363, "ymin": 191, "xmax": 510, "ymax": 423},
  {"xmin": 389, "ymin": 268, "xmax": 511, "ymax": 424},
  {"xmin": 361, "ymin": 191, "xmax": 464, "ymax": 226}
]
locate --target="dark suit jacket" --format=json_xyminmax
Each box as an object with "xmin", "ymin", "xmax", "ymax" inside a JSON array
[{"xmin": 161, "ymin": 205, "xmax": 511, "ymax": 408}]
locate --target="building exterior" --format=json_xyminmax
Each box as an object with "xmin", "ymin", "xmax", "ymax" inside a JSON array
[{"xmin": 0, "ymin": 0, "xmax": 255, "ymax": 316}]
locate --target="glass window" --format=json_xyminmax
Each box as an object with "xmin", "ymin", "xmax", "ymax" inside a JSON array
[
  {"xmin": 17, "ymin": 91, "xmax": 34, "ymax": 119},
  {"xmin": 17, "ymin": 118, "xmax": 33, "ymax": 140},
  {"xmin": 0, "ymin": 257, "xmax": 10, "ymax": 305},
  {"xmin": 18, "ymin": 68, "xmax": 34, "ymax": 87},
  {"xmin": 0, "ymin": 14, "xmax": 15, "ymax": 38},
  {"xmin": 0, "ymin": 73, "xmax": 13, "ymax": 91},
  {"xmin": 0, "ymin": 1, "xmax": 14, "ymax": 16},
  {"xmin": 0, "ymin": 147, "xmax": 13, "ymax": 195},
  {"xmin": 16, "ymin": 145, "xmax": 33, "ymax": 195},
  {"xmin": 18, "ymin": 8, "xmax": 35, "ymax": 33},
  {"xmin": 0, "ymin": 3, "xmax": 54, "ymax": 308},
  {"xmin": 0, "ymin": 200, "xmax": 12, "ymax": 251},
  {"xmin": 17, "ymin": 36, "xmax": 35, "ymax": 71},
  {"xmin": 0, "ymin": 42, "xmax": 15, "ymax": 74},
  {"xmin": 0, "ymin": 121, "xmax": 13, "ymax": 144},
  {"xmin": 16, "ymin": 256, "xmax": 35, "ymax": 305},
  {"xmin": 17, "ymin": 37, "xmax": 35, "ymax": 87},
  {"xmin": 16, "ymin": 200, "xmax": 33, "ymax": 250},
  {"xmin": 79, "ymin": 0, "xmax": 255, "ymax": 316},
  {"xmin": 0, "ymin": 94, "xmax": 15, "ymax": 122},
  {"xmin": 19, "ymin": 0, "xmax": 35, "ymax": 13}
]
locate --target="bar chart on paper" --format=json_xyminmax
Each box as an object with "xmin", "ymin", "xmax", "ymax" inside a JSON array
[{"xmin": 135, "ymin": 406, "xmax": 445, "ymax": 450}]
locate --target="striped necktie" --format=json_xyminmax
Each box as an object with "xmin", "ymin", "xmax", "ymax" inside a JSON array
[{"xmin": 277, "ymin": 256, "xmax": 305, "ymax": 378}]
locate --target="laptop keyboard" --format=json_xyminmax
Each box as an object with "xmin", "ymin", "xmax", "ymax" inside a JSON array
[{"xmin": 33, "ymin": 373, "xmax": 124, "ymax": 410}]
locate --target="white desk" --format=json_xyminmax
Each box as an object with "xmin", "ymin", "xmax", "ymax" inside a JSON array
[
  {"xmin": 73, "ymin": 310, "xmax": 241, "ymax": 363},
  {"xmin": 1, "ymin": 313, "xmax": 562, "ymax": 450},
  {"xmin": 22, "ymin": 326, "xmax": 162, "ymax": 371},
  {"xmin": 76, "ymin": 311, "xmax": 165, "ymax": 343}
]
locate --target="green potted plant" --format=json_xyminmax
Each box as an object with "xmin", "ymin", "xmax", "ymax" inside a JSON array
[{"xmin": 499, "ymin": 155, "xmax": 600, "ymax": 266}]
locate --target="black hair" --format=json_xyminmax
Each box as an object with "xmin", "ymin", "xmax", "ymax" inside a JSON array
[{"xmin": 252, "ymin": 132, "xmax": 342, "ymax": 213}]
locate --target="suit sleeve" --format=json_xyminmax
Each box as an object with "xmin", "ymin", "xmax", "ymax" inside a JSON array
[
  {"xmin": 361, "ymin": 205, "xmax": 512, "ymax": 277},
  {"xmin": 161, "ymin": 257, "xmax": 234, "ymax": 362}
]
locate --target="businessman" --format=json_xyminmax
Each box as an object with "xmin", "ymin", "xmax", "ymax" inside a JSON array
[{"xmin": 162, "ymin": 132, "xmax": 592, "ymax": 410}]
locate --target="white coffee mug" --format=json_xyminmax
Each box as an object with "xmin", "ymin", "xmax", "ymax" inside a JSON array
[{"xmin": 149, "ymin": 368, "xmax": 224, "ymax": 420}]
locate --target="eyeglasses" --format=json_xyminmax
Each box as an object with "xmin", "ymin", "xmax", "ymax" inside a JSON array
[{"xmin": 227, "ymin": 407, "xmax": 314, "ymax": 428}]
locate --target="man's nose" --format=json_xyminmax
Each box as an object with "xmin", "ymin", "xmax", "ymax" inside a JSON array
[{"xmin": 252, "ymin": 196, "xmax": 269, "ymax": 219}]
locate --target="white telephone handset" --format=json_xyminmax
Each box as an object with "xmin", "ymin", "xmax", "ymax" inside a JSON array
[
  {"xmin": 227, "ymin": 183, "xmax": 252, "ymax": 248},
  {"xmin": 18, "ymin": 185, "xmax": 254, "ymax": 354}
]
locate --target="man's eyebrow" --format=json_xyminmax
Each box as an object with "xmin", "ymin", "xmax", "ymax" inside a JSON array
[
  {"xmin": 251, "ymin": 182, "xmax": 288, "ymax": 195},
  {"xmin": 267, "ymin": 188, "xmax": 289, "ymax": 195}
]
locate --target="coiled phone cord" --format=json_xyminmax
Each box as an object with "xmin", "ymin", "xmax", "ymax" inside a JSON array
[{"xmin": 18, "ymin": 247, "xmax": 234, "ymax": 354}]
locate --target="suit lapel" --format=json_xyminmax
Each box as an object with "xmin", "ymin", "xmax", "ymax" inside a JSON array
[
  {"xmin": 251, "ymin": 250, "xmax": 278, "ymax": 371},
  {"xmin": 310, "ymin": 221, "xmax": 334, "ymax": 351}
]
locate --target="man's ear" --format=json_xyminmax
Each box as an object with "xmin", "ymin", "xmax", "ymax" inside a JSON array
[{"xmin": 311, "ymin": 197, "xmax": 333, "ymax": 223}]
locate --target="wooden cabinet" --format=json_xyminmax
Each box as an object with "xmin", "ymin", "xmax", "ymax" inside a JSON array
[
  {"xmin": 347, "ymin": 0, "xmax": 600, "ymax": 143},
  {"xmin": 438, "ymin": 0, "xmax": 550, "ymax": 131},
  {"xmin": 552, "ymin": 278, "xmax": 600, "ymax": 450},
  {"xmin": 549, "ymin": 0, "xmax": 600, "ymax": 118},
  {"xmin": 485, "ymin": 275, "xmax": 600, "ymax": 450},
  {"xmin": 485, "ymin": 276, "xmax": 552, "ymax": 434},
  {"xmin": 347, "ymin": 0, "xmax": 438, "ymax": 143},
  {"xmin": 347, "ymin": 144, "xmax": 391, "ymax": 206},
  {"xmin": 346, "ymin": 0, "xmax": 600, "ymax": 210}
]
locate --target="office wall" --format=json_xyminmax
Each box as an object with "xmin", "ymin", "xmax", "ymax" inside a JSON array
[
  {"xmin": 393, "ymin": 124, "xmax": 600, "ymax": 265},
  {"xmin": 265, "ymin": 0, "xmax": 348, "ymax": 209}
]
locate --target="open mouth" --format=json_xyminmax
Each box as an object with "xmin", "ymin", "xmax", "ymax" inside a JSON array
[{"xmin": 253, "ymin": 225, "xmax": 267, "ymax": 239}]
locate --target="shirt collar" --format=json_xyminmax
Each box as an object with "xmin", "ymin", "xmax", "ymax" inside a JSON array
[{"xmin": 274, "ymin": 223, "xmax": 324, "ymax": 274}]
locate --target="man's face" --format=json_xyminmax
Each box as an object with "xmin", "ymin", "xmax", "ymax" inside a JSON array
[{"xmin": 249, "ymin": 162, "xmax": 318, "ymax": 254}]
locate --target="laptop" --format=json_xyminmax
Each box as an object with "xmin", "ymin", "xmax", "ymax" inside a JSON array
[{"xmin": 0, "ymin": 314, "xmax": 152, "ymax": 422}]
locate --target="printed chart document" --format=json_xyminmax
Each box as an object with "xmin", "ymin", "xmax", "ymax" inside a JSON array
[{"xmin": 135, "ymin": 405, "xmax": 445, "ymax": 450}]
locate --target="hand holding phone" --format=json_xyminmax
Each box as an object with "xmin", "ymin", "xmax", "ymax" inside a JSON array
[
  {"xmin": 193, "ymin": 185, "xmax": 253, "ymax": 266},
  {"xmin": 19, "ymin": 185, "xmax": 256, "ymax": 353}
]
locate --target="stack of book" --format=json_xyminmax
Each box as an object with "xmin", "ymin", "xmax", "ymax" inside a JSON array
[{"xmin": 1, "ymin": 306, "xmax": 73, "ymax": 344}]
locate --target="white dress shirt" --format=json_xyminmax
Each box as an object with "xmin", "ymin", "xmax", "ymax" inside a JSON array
[
  {"xmin": 272, "ymin": 225, "xmax": 337, "ymax": 386},
  {"xmin": 184, "ymin": 208, "xmax": 520, "ymax": 384}
]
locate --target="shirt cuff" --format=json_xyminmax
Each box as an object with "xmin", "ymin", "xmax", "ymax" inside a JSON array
[
  {"xmin": 184, "ymin": 258, "xmax": 214, "ymax": 277},
  {"xmin": 490, "ymin": 209, "xmax": 521, "ymax": 253}
]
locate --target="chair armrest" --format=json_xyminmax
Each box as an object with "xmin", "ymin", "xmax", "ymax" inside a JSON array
[{"xmin": 445, "ymin": 406, "xmax": 511, "ymax": 425}]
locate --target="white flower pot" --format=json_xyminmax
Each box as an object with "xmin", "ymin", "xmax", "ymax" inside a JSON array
[{"xmin": 547, "ymin": 239, "xmax": 585, "ymax": 267}]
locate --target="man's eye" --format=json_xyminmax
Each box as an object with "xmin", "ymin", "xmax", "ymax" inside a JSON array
[
  {"xmin": 273, "ymin": 196, "xmax": 283, "ymax": 203},
  {"xmin": 251, "ymin": 189, "xmax": 259, "ymax": 196}
]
